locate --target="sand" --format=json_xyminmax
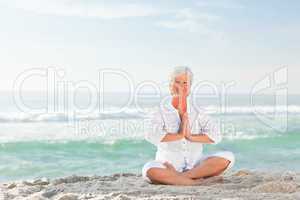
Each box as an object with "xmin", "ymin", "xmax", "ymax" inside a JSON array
[{"xmin": 1, "ymin": 170, "xmax": 300, "ymax": 200}]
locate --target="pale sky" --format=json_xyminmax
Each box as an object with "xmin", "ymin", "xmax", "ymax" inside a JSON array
[{"xmin": 0, "ymin": 0, "xmax": 299, "ymax": 94}]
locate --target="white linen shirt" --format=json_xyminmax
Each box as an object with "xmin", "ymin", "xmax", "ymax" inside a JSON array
[{"xmin": 145, "ymin": 96, "xmax": 222, "ymax": 172}]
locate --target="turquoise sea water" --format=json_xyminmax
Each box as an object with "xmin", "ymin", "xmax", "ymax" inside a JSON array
[
  {"xmin": 0, "ymin": 92, "xmax": 299, "ymax": 182},
  {"xmin": 1, "ymin": 131, "xmax": 300, "ymax": 182}
]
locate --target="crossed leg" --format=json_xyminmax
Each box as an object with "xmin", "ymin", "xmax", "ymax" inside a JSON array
[
  {"xmin": 146, "ymin": 161, "xmax": 225, "ymax": 186},
  {"xmin": 181, "ymin": 156, "xmax": 231, "ymax": 179},
  {"xmin": 147, "ymin": 156, "xmax": 231, "ymax": 185},
  {"xmin": 146, "ymin": 162, "xmax": 202, "ymax": 186},
  {"xmin": 144, "ymin": 152, "xmax": 234, "ymax": 185}
]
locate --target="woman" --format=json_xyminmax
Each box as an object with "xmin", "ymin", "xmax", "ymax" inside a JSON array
[{"xmin": 142, "ymin": 66, "xmax": 235, "ymax": 185}]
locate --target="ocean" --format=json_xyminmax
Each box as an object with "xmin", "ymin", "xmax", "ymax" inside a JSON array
[{"xmin": 0, "ymin": 91, "xmax": 299, "ymax": 182}]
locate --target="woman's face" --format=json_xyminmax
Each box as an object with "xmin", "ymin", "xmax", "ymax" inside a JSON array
[{"xmin": 170, "ymin": 73, "xmax": 191, "ymax": 97}]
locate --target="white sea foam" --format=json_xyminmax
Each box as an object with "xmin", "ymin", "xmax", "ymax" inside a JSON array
[
  {"xmin": 0, "ymin": 105, "xmax": 297, "ymax": 143},
  {"xmin": 0, "ymin": 122, "xmax": 281, "ymax": 144},
  {"xmin": 0, "ymin": 105, "xmax": 299, "ymax": 123},
  {"xmin": 0, "ymin": 110, "xmax": 146, "ymax": 123},
  {"xmin": 201, "ymin": 105, "xmax": 300, "ymax": 114}
]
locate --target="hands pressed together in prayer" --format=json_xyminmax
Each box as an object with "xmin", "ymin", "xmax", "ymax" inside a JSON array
[
  {"xmin": 172, "ymin": 82, "xmax": 194, "ymax": 141},
  {"xmin": 161, "ymin": 80, "xmax": 214, "ymax": 143}
]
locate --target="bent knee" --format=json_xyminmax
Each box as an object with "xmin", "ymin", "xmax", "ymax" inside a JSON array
[
  {"xmin": 209, "ymin": 151, "xmax": 235, "ymax": 167},
  {"xmin": 216, "ymin": 151, "xmax": 235, "ymax": 169},
  {"xmin": 208, "ymin": 156, "xmax": 230, "ymax": 167},
  {"xmin": 147, "ymin": 168, "xmax": 165, "ymax": 179},
  {"xmin": 220, "ymin": 157, "xmax": 231, "ymax": 168},
  {"xmin": 142, "ymin": 160, "xmax": 166, "ymax": 182},
  {"xmin": 221, "ymin": 151, "xmax": 235, "ymax": 164}
]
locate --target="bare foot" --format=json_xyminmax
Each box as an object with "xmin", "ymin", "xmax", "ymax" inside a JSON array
[{"xmin": 163, "ymin": 162, "xmax": 178, "ymax": 174}]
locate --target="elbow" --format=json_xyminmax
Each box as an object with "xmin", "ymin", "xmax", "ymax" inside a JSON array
[
  {"xmin": 206, "ymin": 136, "xmax": 217, "ymax": 144},
  {"xmin": 159, "ymin": 132, "xmax": 168, "ymax": 143},
  {"xmin": 160, "ymin": 137, "xmax": 166, "ymax": 142},
  {"xmin": 200, "ymin": 134, "xmax": 217, "ymax": 144},
  {"xmin": 212, "ymin": 136, "xmax": 222, "ymax": 144},
  {"xmin": 208, "ymin": 135, "xmax": 222, "ymax": 144},
  {"xmin": 209, "ymin": 138, "xmax": 215, "ymax": 144}
]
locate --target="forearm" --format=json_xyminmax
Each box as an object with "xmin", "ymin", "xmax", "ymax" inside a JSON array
[
  {"xmin": 161, "ymin": 113, "xmax": 186, "ymax": 142},
  {"xmin": 182, "ymin": 114, "xmax": 214, "ymax": 143},
  {"xmin": 185, "ymin": 134, "xmax": 214, "ymax": 143},
  {"xmin": 178, "ymin": 96, "xmax": 187, "ymax": 116},
  {"xmin": 161, "ymin": 95, "xmax": 187, "ymax": 143}
]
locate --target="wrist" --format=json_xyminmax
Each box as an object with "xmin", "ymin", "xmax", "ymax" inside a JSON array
[
  {"xmin": 178, "ymin": 131, "xmax": 185, "ymax": 139},
  {"xmin": 184, "ymin": 132, "xmax": 192, "ymax": 140}
]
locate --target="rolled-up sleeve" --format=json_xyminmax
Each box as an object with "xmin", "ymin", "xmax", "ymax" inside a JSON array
[
  {"xmin": 145, "ymin": 110, "xmax": 167, "ymax": 146},
  {"xmin": 197, "ymin": 114, "xmax": 222, "ymax": 144}
]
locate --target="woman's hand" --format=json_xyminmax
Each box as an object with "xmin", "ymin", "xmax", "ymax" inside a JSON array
[
  {"xmin": 184, "ymin": 127, "xmax": 192, "ymax": 140},
  {"xmin": 173, "ymin": 82, "xmax": 188, "ymax": 98},
  {"xmin": 181, "ymin": 113, "xmax": 191, "ymax": 139},
  {"xmin": 163, "ymin": 162, "xmax": 177, "ymax": 173}
]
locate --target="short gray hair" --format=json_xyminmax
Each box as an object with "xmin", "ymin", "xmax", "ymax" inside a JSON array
[{"xmin": 170, "ymin": 66, "xmax": 193, "ymax": 84}]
